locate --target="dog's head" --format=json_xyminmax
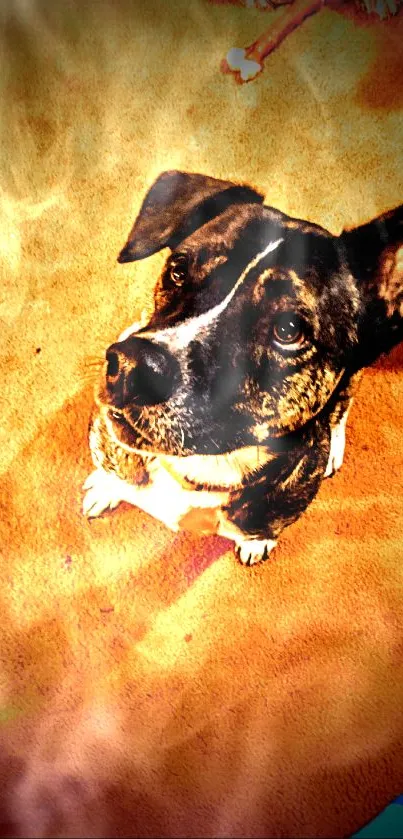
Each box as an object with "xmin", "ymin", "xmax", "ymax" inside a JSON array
[{"xmin": 97, "ymin": 171, "xmax": 403, "ymax": 456}]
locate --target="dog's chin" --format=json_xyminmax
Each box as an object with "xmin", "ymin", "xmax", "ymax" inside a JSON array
[
  {"xmin": 105, "ymin": 403, "xmax": 310, "ymax": 461},
  {"xmin": 106, "ymin": 408, "xmax": 237, "ymax": 458},
  {"xmin": 106, "ymin": 408, "xmax": 187, "ymax": 457}
]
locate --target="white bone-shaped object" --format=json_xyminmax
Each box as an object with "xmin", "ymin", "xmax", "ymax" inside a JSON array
[{"xmin": 226, "ymin": 48, "xmax": 263, "ymax": 81}]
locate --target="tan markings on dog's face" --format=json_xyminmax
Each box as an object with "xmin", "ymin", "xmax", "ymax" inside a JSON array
[
  {"xmin": 245, "ymin": 363, "xmax": 344, "ymax": 439},
  {"xmin": 275, "ymin": 365, "xmax": 344, "ymax": 432},
  {"xmin": 90, "ymin": 400, "xmax": 274, "ymax": 492},
  {"xmin": 252, "ymin": 267, "xmax": 319, "ymax": 326},
  {"xmin": 251, "ymin": 421, "xmax": 272, "ymax": 443},
  {"xmin": 153, "ymin": 253, "xmax": 229, "ymax": 315}
]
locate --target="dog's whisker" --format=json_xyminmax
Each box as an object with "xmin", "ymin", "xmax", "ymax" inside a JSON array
[
  {"xmin": 232, "ymin": 452, "xmax": 243, "ymax": 476},
  {"xmin": 83, "ymin": 355, "xmax": 105, "ymax": 367},
  {"xmin": 85, "ymin": 362, "xmax": 104, "ymax": 369},
  {"xmin": 76, "ymin": 370, "xmax": 101, "ymax": 386}
]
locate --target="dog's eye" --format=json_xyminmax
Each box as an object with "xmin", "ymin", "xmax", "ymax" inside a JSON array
[
  {"xmin": 272, "ymin": 312, "xmax": 304, "ymax": 349},
  {"xmin": 168, "ymin": 254, "xmax": 189, "ymax": 287}
]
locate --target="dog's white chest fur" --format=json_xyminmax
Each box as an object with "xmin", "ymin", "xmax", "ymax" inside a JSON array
[
  {"xmin": 82, "ymin": 458, "xmax": 229, "ymax": 534},
  {"xmin": 83, "ymin": 443, "xmax": 274, "ymax": 529},
  {"xmin": 83, "ymin": 407, "xmax": 350, "ymax": 565},
  {"xmin": 83, "ymin": 423, "xmax": 281, "ymax": 562},
  {"xmin": 82, "ymin": 456, "xmax": 278, "ymax": 564}
]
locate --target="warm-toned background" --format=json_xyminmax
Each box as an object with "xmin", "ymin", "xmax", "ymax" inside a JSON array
[{"xmin": 1, "ymin": 1, "xmax": 403, "ymax": 836}]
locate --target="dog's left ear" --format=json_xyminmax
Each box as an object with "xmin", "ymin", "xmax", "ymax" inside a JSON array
[
  {"xmin": 117, "ymin": 170, "xmax": 264, "ymax": 263},
  {"xmin": 340, "ymin": 204, "xmax": 403, "ymax": 365}
]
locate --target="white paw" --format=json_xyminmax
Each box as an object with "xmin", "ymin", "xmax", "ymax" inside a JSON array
[
  {"xmin": 324, "ymin": 399, "xmax": 354, "ymax": 478},
  {"xmin": 324, "ymin": 418, "xmax": 348, "ymax": 478},
  {"xmin": 325, "ymin": 427, "xmax": 346, "ymax": 478},
  {"xmin": 82, "ymin": 469, "xmax": 123, "ymax": 518},
  {"xmin": 235, "ymin": 538, "xmax": 277, "ymax": 566}
]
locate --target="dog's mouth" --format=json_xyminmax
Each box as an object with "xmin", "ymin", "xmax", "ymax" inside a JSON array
[{"xmin": 107, "ymin": 408, "xmax": 275, "ymax": 491}]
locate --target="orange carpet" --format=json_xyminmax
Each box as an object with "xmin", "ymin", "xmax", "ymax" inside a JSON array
[{"xmin": 0, "ymin": 1, "xmax": 403, "ymax": 836}]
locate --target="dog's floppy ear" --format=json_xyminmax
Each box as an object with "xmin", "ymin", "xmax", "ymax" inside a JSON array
[
  {"xmin": 117, "ymin": 170, "xmax": 264, "ymax": 263},
  {"xmin": 340, "ymin": 204, "xmax": 403, "ymax": 366}
]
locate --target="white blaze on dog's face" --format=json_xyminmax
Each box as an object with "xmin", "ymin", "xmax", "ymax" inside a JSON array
[
  {"xmin": 128, "ymin": 237, "xmax": 284, "ymax": 351},
  {"xmin": 96, "ymin": 171, "xmax": 403, "ymax": 459}
]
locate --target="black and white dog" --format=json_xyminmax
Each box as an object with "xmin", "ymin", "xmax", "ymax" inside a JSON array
[{"xmin": 83, "ymin": 171, "xmax": 403, "ymax": 565}]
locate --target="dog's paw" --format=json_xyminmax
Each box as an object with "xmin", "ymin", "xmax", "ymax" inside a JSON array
[
  {"xmin": 235, "ymin": 538, "xmax": 277, "ymax": 566},
  {"xmin": 325, "ymin": 400, "xmax": 353, "ymax": 478},
  {"xmin": 82, "ymin": 469, "xmax": 123, "ymax": 518},
  {"xmin": 324, "ymin": 451, "xmax": 343, "ymax": 478},
  {"xmin": 324, "ymin": 424, "xmax": 346, "ymax": 478}
]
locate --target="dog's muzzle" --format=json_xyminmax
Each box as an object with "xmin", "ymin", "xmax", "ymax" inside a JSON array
[{"xmin": 104, "ymin": 336, "xmax": 181, "ymax": 408}]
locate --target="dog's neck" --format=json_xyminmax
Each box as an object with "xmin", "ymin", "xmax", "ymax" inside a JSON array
[{"xmin": 157, "ymin": 446, "xmax": 275, "ymax": 491}]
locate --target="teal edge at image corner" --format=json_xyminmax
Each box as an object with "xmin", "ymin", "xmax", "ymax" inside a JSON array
[{"xmin": 352, "ymin": 796, "xmax": 403, "ymax": 839}]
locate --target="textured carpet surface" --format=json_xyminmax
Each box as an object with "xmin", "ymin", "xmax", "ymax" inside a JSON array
[{"xmin": 0, "ymin": 1, "xmax": 403, "ymax": 836}]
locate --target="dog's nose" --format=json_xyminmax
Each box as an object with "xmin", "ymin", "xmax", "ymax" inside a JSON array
[{"xmin": 105, "ymin": 336, "xmax": 180, "ymax": 408}]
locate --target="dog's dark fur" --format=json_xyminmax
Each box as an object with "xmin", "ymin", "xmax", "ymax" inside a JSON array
[{"xmin": 83, "ymin": 171, "xmax": 403, "ymax": 565}]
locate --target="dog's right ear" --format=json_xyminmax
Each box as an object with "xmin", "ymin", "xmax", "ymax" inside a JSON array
[
  {"xmin": 340, "ymin": 204, "xmax": 403, "ymax": 366},
  {"xmin": 117, "ymin": 170, "xmax": 264, "ymax": 263}
]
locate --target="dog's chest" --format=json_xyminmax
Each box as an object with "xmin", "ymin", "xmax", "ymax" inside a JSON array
[
  {"xmin": 90, "ymin": 410, "xmax": 274, "ymax": 534},
  {"xmin": 141, "ymin": 446, "xmax": 273, "ymax": 533},
  {"xmin": 135, "ymin": 458, "xmax": 230, "ymax": 534}
]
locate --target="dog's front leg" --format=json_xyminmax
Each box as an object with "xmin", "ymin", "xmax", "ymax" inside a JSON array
[
  {"xmin": 324, "ymin": 371, "xmax": 362, "ymax": 478},
  {"xmin": 324, "ymin": 401, "xmax": 352, "ymax": 478},
  {"xmin": 82, "ymin": 463, "xmax": 227, "ymax": 534},
  {"xmin": 217, "ymin": 516, "xmax": 278, "ymax": 566},
  {"xmin": 82, "ymin": 465, "xmax": 187, "ymax": 529},
  {"xmin": 219, "ymin": 423, "xmax": 330, "ymax": 565},
  {"xmin": 82, "ymin": 468, "xmax": 142, "ymax": 519},
  {"xmin": 82, "ymin": 466, "xmax": 182, "ymax": 528}
]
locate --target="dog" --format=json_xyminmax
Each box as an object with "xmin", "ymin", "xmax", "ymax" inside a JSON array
[{"xmin": 82, "ymin": 170, "xmax": 403, "ymax": 565}]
